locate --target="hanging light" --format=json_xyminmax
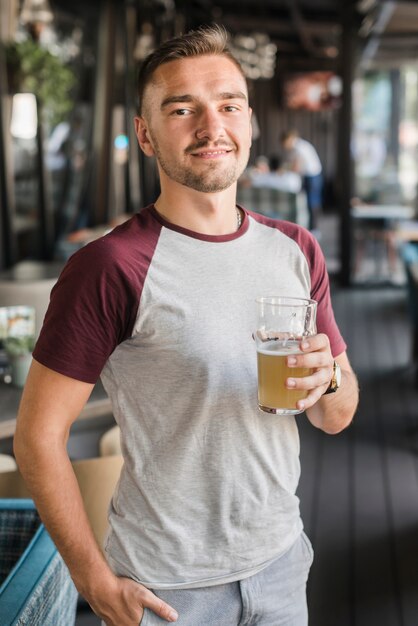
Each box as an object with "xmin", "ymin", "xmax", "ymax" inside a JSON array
[
  {"xmin": 20, "ymin": 0, "xmax": 54, "ymax": 26},
  {"xmin": 230, "ymin": 32, "xmax": 277, "ymax": 80},
  {"xmin": 10, "ymin": 93, "xmax": 38, "ymax": 140}
]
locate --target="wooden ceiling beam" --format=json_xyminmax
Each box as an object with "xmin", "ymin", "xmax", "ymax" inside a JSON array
[
  {"xmin": 284, "ymin": 0, "xmax": 319, "ymax": 55},
  {"xmin": 218, "ymin": 14, "xmax": 340, "ymax": 37}
]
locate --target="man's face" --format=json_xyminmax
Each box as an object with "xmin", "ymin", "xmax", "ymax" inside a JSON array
[
  {"xmin": 135, "ymin": 54, "xmax": 252, "ymax": 194},
  {"xmin": 283, "ymin": 136, "xmax": 296, "ymax": 151}
]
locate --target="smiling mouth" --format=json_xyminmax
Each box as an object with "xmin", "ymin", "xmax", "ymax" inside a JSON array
[{"xmin": 190, "ymin": 149, "xmax": 233, "ymax": 159}]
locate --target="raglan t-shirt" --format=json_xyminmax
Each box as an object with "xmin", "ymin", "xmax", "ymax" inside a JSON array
[{"xmin": 33, "ymin": 205, "xmax": 346, "ymax": 590}]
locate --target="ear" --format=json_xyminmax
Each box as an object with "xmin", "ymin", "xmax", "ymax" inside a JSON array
[
  {"xmin": 134, "ymin": 116, "xmax": 155, "ymax": 157},
  {"xmin": 249, "ymin": 107, "xmax": 253, "ymax": 143}
]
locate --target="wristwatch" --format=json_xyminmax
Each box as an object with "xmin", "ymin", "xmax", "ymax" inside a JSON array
[{"xmin": 324, "ymin": 360, "xmax": 341, "ymax": 394}]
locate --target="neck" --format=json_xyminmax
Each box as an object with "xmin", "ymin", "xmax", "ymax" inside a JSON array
[{"xmin": 154, "ymin": 182, "xmax": 240, "ymax": 235}]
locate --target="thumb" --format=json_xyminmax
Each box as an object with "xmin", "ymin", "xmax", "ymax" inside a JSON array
[{"xmin": 142, "ymin": 589, "xmax": 178, "ymax": 622}]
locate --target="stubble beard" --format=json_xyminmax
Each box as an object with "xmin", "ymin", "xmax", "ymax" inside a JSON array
[{"xmin": 151, "ymin": 134, "xmax": 249, "ymax": 193}]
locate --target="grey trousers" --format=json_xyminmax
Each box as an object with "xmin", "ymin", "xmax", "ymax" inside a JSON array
[
  {"xmin": 101, "ymin": 532, "xmax": 313, "ymax": 625},
  {"xmin": 139, "ymin": 531, "xmax": 313, "ymax": 626}
]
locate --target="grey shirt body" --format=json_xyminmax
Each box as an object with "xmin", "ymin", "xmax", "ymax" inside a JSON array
[{"xmin": 34, "ymin": 206, "xmax": 346, "ymax": 589}]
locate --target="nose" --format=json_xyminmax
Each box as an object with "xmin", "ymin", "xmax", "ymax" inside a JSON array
[{"xmin": 195, "ymin": 108, "xmax": 225, "ymax": 141}]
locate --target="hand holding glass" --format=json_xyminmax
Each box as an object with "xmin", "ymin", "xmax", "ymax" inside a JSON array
[{"xmin": 255, "ymin": 297, "xmax": 317, "ymax": 415}]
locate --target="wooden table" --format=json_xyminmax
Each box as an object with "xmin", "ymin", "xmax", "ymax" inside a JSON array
[
  {"xmin": 351, "ymin": 204, "xmax": 415, "ymax": 221},
  {"xmin": 351, "ymin": 204, "xmax": 416, "ymax": 280}
]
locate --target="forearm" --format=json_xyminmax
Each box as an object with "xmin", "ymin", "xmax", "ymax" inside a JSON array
[
  {"xmin": 306, "ymin": 367, "xmax": 359, "ymax": 434},
  {"xmin": 14, "ymin": 434, "xmax": 114, "ymax": 599}
]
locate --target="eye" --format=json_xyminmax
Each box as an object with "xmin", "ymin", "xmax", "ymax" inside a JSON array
[
  {"xmin": 223, "ymin": 105, "xmax": 240, "ymax": 112},
  {"xmin": 172, "ymin": 108, "xmax": 192, "ymax": 116}
]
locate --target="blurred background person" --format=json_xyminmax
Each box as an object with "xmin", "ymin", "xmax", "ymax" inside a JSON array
[{"xmin": 281, "ymin": 130, "xmax": 323, "ymax": 232}]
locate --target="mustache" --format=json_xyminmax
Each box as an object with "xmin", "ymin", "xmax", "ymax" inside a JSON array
[{"xmin": 186, "ymin": 140, "xmax": 235, "ymax": 154}]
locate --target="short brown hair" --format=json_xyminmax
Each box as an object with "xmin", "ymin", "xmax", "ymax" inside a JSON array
[
  {"xmin": 137, "ymin": 24, "xmax": 246, "ymax": 114},
  {"xmin": 281, "ymin": 130, "xmax": 299, "ymax": 143}
]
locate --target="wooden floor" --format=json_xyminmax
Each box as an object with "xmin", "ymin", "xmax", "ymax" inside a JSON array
[
  {"xmin": 77, "ymin": 286, "xmax": 418, "ymax": 626},
  {"xmin": 298, "ymin": 286, "xmax": 418, "ymax": 626}
]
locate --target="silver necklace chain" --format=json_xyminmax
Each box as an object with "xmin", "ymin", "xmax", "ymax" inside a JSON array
[{"xmin": 236, "ymin": 208, "xmax": 242, "ymax": 230}]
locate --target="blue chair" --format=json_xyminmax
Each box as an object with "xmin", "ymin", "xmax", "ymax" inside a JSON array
[
  {"xmin": 0, "ymin": 499, "xmax": 78, "ymax": 626},
  {"xmin": 398, "ymin": 241, "xmax": 418, "ymax": 380}
]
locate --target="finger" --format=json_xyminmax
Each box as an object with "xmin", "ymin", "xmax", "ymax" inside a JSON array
[
  {"xmin": 299, "ymin": 334, "xmax": 330, "ymax": 353},
  {"xmin": 141, "ymin": 589, "xmax": 178, "ymax": 622},
  {"xmin": 295, "ymin": 386, "xmax": 327, "ymax": 411},
  {"xmin": 287, "ymin": 353, "xmax": 332, "ymax": 370},
  {"xmin": 286, "ymin": 368, "xmax": 331, "ymax": 391}
]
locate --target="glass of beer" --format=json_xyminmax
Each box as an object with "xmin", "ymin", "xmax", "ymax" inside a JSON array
[{"xmin": 255, "ymin": 296, "xmax": 317, "ymax": 415}]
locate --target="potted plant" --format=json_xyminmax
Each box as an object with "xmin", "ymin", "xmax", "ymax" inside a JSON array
[
  {"xmin": 3, "ymin": 335, "xmax": 35, "ymax": 387},
  {"xmin": 4, "ymin": 37, "xmax": 77, "ymax": 127}
]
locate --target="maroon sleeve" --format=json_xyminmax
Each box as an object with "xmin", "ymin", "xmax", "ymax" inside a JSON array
[
  {"xmin": 301, "ymin": 233, "xmax": 347, "ymax": 357},
  {"xmin": 33, "ymin": 210, "xmax": 161, "ymax": 383},
  {"xmin": 247, "ymin": 211, "xmax": 347, "ymax": 358},
  {"xmin": 277, "ymin": 221, "xmax": 346, "ymax": 357}
]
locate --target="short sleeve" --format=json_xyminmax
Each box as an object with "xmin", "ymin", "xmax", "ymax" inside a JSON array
[
  {"xmin": 251, "ymin": 213, "xmax": 347, "ymax": 358},
  {"xmin": 305, "ymin": 235, "xmax": 346, "ymax": 357},
  {"xmin": 33, "ymin": 239, "xmax": 140, "ymax": 383}
]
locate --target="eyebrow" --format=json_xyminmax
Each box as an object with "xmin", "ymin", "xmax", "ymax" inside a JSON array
[{"xmin": 160, "ymin": 91, "xmax": 248, "ymax": 110}]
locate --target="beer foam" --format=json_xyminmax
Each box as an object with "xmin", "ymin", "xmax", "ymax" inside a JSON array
[{"xmin": 257, "ymin": 339, "xmax": 302, "ymax": 356}]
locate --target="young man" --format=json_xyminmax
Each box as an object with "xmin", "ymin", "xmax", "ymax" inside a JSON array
[
  {"xmin": 14, "ymin": 25, "xmax": 358, "ymax": 626},
  {"xmin": 281, "ymin": 130, "xmax": 323, "ymax": 232}
]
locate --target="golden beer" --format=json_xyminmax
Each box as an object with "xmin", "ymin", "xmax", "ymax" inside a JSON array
[{"xmin": 257, "ymin": 342, "xmax": 312, "ymax": 413}]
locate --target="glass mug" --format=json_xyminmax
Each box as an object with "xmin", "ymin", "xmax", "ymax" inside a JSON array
[{"xmin": 255, "ymin": 296, "xmax": 317, "ymax": 415}]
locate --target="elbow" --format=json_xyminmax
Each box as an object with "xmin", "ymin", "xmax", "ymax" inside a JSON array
[
  {"xmin": 13, "ymin": 430, "xmax": 32, "ymax": 472},
  {"xmin": 13, "ymin": 429, "xmax": 24, "ymax": 462},
  {"xmin": 323, "ymin": 420, "xmax": 352, "ymax": 435},
  {"xmin": 14, "ymin": 426, "xmax": 68, "ymax": 474},
  {"xmin": 322, "ymin": 411, "xmax": 355, "ymax": 435}
]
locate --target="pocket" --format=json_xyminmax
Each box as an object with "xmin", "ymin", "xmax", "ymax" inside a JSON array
[{"xmin": 139, "ymin": 607, "xmax": 149, "ymax": 626}]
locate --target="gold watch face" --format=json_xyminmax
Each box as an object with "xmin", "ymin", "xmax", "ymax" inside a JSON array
[
  {"xmin": 325, "ymin": 361, "xmax": 340, "ymax": 394},
  {"xmin": 330, "ymin": 362, "xmax": 341, "ymax": 391},
  {"xmin": 334, "ymin": 362, "xmax": 341, "ymax": 389}
]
